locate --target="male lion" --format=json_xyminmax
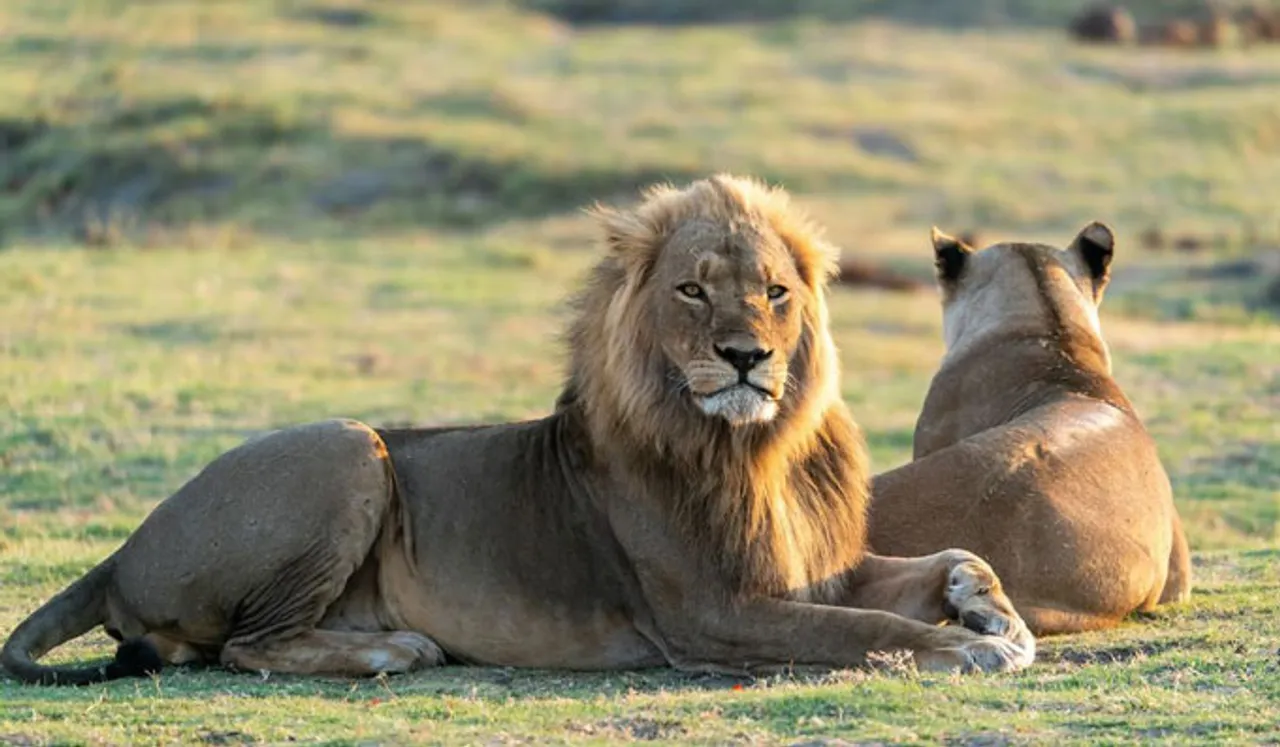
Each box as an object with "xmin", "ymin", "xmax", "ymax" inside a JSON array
[
  {"xmin": 869, "ymin": 224, "xmax": 1192, "ymax": 635},
  {"xmin": 3, "ymin": 176, "xmax": 1034, "ymax": 685}
]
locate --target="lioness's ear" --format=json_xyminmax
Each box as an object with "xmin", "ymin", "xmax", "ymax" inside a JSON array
[
  {"xmin": 1069, "ymin": 221, "xmax": 1115, "ymax": 299},
  {"xmin": 931, "ymin": 227, "xmax": 973, "ymax": 283}
]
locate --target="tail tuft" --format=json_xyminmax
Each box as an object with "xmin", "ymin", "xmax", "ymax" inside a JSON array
[{"xmin": 106, "ymin": 638, "xmax": 164, "ymax": 680}]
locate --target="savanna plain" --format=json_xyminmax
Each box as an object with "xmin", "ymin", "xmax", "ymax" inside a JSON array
[{"xmin": 1, "ymin": 0, "xmax": 1278, "ymax": 744}]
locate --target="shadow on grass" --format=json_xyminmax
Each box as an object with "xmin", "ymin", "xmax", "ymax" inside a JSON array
[
  {"xmin": 1, "ymin": 664, "xmax": 750, "ymax": 702},
  {"xmin": 518, "ymin": 0, "xmax": 1213, "ymax": 28},
  {"xmin": 1039, "ymin": 636, "xmax": 1207, "ymax": 666}
]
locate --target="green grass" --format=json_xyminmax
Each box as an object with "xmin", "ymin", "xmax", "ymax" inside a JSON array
[{"xmin": 2, "ymin": 0, "xmax": 1279, "ymax": 744}]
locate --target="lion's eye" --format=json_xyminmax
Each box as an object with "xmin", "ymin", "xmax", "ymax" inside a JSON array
[
  {"xmin": 677, "ymin": 283, "xmax": 706, "ymax": 300},
  {"xmin": 766, "ymin": 285, "xmax": 788, "ymax": 300}
]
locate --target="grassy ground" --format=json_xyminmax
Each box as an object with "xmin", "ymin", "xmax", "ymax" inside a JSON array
[{"xmin": 2, "ymin": 1, "xmax": 1279, "ymax": 744}]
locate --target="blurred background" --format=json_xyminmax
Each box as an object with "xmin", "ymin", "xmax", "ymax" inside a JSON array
[{"xmin": 1, "ymin": 0, "xmax": 1277, "ymax": 555}]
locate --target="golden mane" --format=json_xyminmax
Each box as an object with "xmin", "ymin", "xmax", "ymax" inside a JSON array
[{"xmin": 560, "ymin": 174, "xmax": 868, "ymax": 598}]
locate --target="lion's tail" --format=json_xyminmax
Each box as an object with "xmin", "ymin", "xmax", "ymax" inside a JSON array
[{"xmin": 1, "ymin": 560, "xmax": 160, "ymax": 686}]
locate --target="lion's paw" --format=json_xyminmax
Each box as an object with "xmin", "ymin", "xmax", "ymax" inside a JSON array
[
  {"xmin": 943, "ymin": 554, "xmax": 1036, "ymax": 663},
  {"xmin": 916, "ymin": 631, "xmax": 1032, "ymax": 674},
  {"xmin": 384, "ymin": 631, "xmax": 446, "ymax": 671}
]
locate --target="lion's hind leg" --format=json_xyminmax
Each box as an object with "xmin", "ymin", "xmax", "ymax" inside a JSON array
[
  {"xmin": 212, "ymin": 544, "xmax": 448, "ymax": 678},
  {"xmin": 217, "ymin": 533, "xmax": 445, "ymax": 677},
  {"xmin": 222, "ymin": 630, "xmax": 443, "ymax": 677},
  {"xmin": 109, "ymin": 419, "xmax": 443, "ymax": 679}
]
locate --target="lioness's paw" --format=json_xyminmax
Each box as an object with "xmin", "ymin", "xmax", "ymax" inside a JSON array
[
  {"xmin": 916, "ymin": 633, "xmax": 1031, "ymax": 674},
  {"xmin": 944, "ymin": 556, "xmax": 1036, "ymax": 662},
  {"xmin": 387, "ymin": 631, "xmax": 445, "ymax": 668}
]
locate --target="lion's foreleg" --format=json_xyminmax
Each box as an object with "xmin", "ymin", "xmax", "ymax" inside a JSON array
[
  {"xmin": 839, "ymin": 550, "xmax": 1035, "ymax": 658},
  {"xmin": 664, "ymin": 596, "xmax": 1031, "ymax": 675}
]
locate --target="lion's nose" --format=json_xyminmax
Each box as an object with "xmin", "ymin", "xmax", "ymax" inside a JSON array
[{"xmin": 714, "ymin": 345, "xmax": 773, "ymax": 374}]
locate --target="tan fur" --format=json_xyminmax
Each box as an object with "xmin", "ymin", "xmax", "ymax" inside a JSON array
[
  {"xmin": 3, "ymin": 176, "xmax": 1035, "ymax": 685},
  {"xmin": 869, "ymin": 224, "xmax": 1192, "ymax": 636}
]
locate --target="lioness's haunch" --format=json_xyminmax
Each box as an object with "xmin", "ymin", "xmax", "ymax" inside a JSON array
[
  {"xmin": 3, "ymin": 176, "xmax": 1034, "ymax": 685},
  {"xmin": 869, "ymin": 224, "xmax": 1192, "ymax": 635}
]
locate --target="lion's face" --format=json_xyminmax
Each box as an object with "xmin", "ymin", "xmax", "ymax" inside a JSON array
[
  {"xmin": 572, "ymin": 175, "xmax": 840, "ymax": 442},
  {"xmin": 648, "ymin": 219, "xmax": 810, "ymax": 426}
]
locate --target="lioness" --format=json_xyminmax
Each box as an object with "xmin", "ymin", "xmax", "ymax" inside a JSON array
[
  {"xmin": 869, "ymin": 224, "xmax": 1192, "ymax": 634},
  {"xmin": 4, "ymin": 176, "xmax": 1034, "ymax": 685}
]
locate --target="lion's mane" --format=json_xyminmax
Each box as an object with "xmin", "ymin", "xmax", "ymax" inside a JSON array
[{"xmin": 557, "ymin": 175, "xmax": 869, "ymax": 599}]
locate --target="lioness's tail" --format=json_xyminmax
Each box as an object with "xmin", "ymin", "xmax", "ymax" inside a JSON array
[
  {"xmin": 1159, "ymin": 512, "xmax": 1192, "ymax": 605},
  {"xmin": 1, "ymin": 561, "xmax": 160, "ymax": 686}
]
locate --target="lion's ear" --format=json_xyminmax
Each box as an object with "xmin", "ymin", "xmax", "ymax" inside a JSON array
[
  {"xmin": 931, "ymin": 227, "xmax": 973, "ymax": 283},
  {"xmin": 786, "ymin": 234, "xmax": 840, "ymax": 289},
  {"xmin": 1069, "ymin": 221, "xmax": 1114, "ymax": 299},
  {"xmin": 588, "ymin": 203, "xmax": 661, "ymax": 276},
  {"xmin": 765, "ymin": 211, "xmax": 838, "ymax": 288}
]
